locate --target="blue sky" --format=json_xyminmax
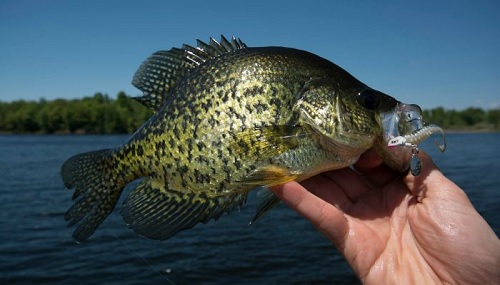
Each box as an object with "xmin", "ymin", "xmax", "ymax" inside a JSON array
[{"xmin": 1, "ymin": 0, "xmax": 499, "ymax": 110}]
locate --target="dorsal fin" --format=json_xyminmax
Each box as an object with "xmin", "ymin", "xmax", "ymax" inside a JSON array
[{"xmin": 131, "ymin": 35, "xmax": 247, "ymax": 111}]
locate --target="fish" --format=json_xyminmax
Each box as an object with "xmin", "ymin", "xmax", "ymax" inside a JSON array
[{"xmin": 61, "ymin": 35, "xmax": 446, "ymax": 242}]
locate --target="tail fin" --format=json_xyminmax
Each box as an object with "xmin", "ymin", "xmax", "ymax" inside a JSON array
[
  {"xmin": 61, "ymin": 149, "xmax": 124, "ymax": 242},
  {"xmin": 122, "ymin": 178, "xmax": 247, "ymax": 240}
]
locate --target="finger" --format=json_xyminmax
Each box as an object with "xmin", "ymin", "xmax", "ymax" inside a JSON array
[
  {"xmin": 354, "ymin": 148, "xmax": 383, "ymax": 169},
  {"xmin": 352, "ymin": 149, "xmax": 403, "ymax": 187},
  {"xmin": 302, "ymin": 148, "xmax": 394, "ymax": 205},
  {"xmin": 310, "ymin": 168, "xmax": 371, "ymax": 205},
  {"xmin": 299, "ymin": 172, "xmax": 354, "ymax": 212},
  {"xmin": 404, "ymin": 151, "xmax": 470, "ymax": 203},
  {"xmin": 403, "ymin": 151, "xmax": 438, "ymax": 196},
  {"xmin": 270, "ymin": 182, "xmax": 349, "ymax": 248},
  {"xmin": 357, "ymin": 163, "xmax": 404, "ymax": 187}
]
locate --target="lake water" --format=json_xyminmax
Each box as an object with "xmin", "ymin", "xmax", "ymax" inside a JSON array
[{"xmin": 0, "ymin": 133, "xmax": 498, "ymax": 285}]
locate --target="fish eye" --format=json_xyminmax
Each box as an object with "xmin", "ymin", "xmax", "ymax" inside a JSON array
[{"xmin": 357, "ymin": 90, "xmax": 379, "ymax": 110}]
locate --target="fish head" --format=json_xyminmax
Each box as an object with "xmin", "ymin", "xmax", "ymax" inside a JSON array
[
  {"xmin": 336, "ymin": 87, "xmax": 447, "ymax": 173},
  {"xmin": 299, "ymin": 84, "xmax": 445, "ymax": 174},
  {"xmin": 298, "ymin": 85, "xmax": 399, "ymax": 153}
]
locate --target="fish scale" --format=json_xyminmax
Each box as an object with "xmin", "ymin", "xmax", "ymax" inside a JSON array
[{"xmin": 61, "ymin": 35, "xmax": 445, "ymax": 242}]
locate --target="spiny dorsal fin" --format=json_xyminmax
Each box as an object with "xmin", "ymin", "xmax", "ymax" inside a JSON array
[{"xmin": 131, "ymin": 35, "xmax": 247, "ymax": 111}]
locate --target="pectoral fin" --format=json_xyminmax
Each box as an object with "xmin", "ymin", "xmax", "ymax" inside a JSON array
[
  {"xmin": 232, "ymin": 126, "xmax": 307, "ymax": 223},
  {"xmin": 240, "ymin": 165, "xmax": 300, "ymax": 186},
  {"xmin": 238, "ymin": 165, "xmax": 299, "ymax": 224}
]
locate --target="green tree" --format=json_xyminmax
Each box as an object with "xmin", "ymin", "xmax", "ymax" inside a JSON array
[
  {"xmin": 461, "ymin": 107, "xmax": 485, "ymax": 126},
  {"xmin": 486, "ymin": 109, "xmax": 500, "ymax": 129},
  {"xmin": 40, "ymin": 99, "xmax": 69, "ymax": 133},
  {"xmin": 15, "ymin": 101, "xmax": 40, "ymax": 132},
  {"xmin": 429, "ymin": 107, "xmax": 446, "ymax": 126},
  {"xmin": 446, "ymin": 110, "xmax": 465, "ymax": 129}
]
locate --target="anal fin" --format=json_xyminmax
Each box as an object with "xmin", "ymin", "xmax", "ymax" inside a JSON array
[{"xmin": 121, "ymin": 178, "xmax": 247, "ymax": 240}]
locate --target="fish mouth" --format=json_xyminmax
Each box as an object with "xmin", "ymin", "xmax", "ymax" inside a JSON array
[{"xmin": 378, "ymin": 103, "xmax": 446, "ymax": 175}]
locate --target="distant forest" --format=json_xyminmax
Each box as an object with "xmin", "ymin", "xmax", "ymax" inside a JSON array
[
  {"xmin": 0, "ymin": 92, "xmax": 152, "ymax": 134},
  {"xmin": 0, "ymin": 92, "xmax": 499, "ymax": 134}
]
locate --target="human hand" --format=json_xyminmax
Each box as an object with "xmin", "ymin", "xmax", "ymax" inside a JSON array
[{"xmin": 270, "ymin": 150, "xmax": 500, "ymax": 284}]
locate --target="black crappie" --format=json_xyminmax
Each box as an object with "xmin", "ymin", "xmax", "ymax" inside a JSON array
[{"xmin": 61, "ymin": 36, "xmax": 445, "ymax": 241}]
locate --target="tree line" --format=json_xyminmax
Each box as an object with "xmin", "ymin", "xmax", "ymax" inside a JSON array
[
  {"xmin": 422, "ymin": 107, "xmax": 499, "ymax": 131},
  {"xmin": 0, "ymin": 92, "xmax": 499, "ymax": 134},
  {"xmin": 0, "ymin": 92, "xmax": 152, "ymax": 134}
]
